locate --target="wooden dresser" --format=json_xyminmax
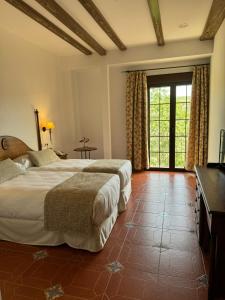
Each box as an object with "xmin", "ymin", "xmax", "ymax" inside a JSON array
[{"xmin": 195, "ymin": 166, "xmax": 225, "ymax": 300}]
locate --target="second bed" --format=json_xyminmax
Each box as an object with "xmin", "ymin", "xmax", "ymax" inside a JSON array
[{"xmin": 24, "ymin": 151, "xmax": 132, "ymax": 212}]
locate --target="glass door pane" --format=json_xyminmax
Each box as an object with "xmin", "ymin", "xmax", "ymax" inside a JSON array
[
  {"xmin": 175, "ymin": 85, "xmax": 192, "ymax": 168},
  {"xmin": 148, "ymin": 73, "xmax": 192, "ymax": 171},
  {"xmin": 149, "ymin": 87, "xmax": 170, "ymax": 168}
]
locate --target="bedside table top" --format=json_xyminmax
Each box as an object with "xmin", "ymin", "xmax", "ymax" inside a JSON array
[{"xmin": 74, "ymin": 146, "xmax": 97, "ymax": 152}]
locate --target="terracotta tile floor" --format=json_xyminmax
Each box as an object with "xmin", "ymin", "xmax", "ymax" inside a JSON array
[{"xmin": 0, "ymin": 171, "xmax": 210, "ymax": 300}]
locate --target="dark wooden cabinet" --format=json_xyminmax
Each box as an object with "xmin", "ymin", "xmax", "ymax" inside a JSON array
[{"xmin": 195, "ymin": 166, "xmax": 225, "ymax": 300}]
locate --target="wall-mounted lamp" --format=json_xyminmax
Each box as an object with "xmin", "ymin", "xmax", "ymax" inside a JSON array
[{"xmin": 42, "ymin": 121, "xmax": 55, "ymax": 144}]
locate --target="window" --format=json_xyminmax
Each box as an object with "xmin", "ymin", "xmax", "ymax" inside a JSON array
[
  {"xmin": 149, "ymin": 87, "xmax": 170, "ymax": 168},
  {"xmin": 175, "ymin": 85, "xmax": 191, "ymax": 168},
  {"xmin": 148, "ymin": 73, "xmax": 192, "ymax": 170}
]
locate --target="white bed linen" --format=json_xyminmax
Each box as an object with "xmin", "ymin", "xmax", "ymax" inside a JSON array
[
  {"xmin": 29, "ymin": 159, "xmax": 132, "ymax": 212},
  {"xmin": 0, "ymin": 206, "xmax": 118, "ymax": 252},
  {"xmin": 0, "ymin": 170, "xmax": 120, "ymax": 225},
  {"xmin": 29, "ymin": 159, "xmax": 132, "ymax": 189},
  {"xmin": 119, "ymin": 180, "xmax": 132, "ymax": 211}
]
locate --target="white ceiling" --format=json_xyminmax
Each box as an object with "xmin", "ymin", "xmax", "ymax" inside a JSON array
[{"xmin": 0, "ymin": 0, "xmax": 213, "ymax": 56}]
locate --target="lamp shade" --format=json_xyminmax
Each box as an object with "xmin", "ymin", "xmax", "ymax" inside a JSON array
[
  {"xmin": 46, "ymin": 121, "xmax": 55, "ymax": 129},
  {"xmin": 41, "ymin": 120, "xmax": 47, "ymax": 129}
]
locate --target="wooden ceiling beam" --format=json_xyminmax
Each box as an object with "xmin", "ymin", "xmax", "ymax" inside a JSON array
[
  {"xmin": 200, "ymin": 0, "xmax": 225, "ymax": 40},
  {"xmin": 78, "ymin": 0, "xmax": 126, "ymax": 51},
  {"xmin": 146, "ymin": 0, "xmax": 165, "ymax": 46},
  {"xmin": 35, "ymin": 0, "xmax": 106, "ymax": 55},
  {"xmin": 4, "ymin": 0, "xmax": 92, "ymax": 55}
]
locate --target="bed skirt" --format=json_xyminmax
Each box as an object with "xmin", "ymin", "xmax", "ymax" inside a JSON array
[
  {"xmin": 0, "ymin": 206, "xmax": 118, "ymax": 252},
  {"xmin": 119, "ymin": 179, "xmax": 132, "ymax": 212}
]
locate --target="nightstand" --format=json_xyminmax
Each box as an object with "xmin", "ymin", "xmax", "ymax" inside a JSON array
[{"xmin": 73, "ymin": 146, "xmax": 97, "ymax": 159}]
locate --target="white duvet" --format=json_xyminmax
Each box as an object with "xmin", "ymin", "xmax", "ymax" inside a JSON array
[
  {"xmin": 0, "ymin": 170, "xmax": 120, "ymax": 225},
  {"xmin": 29, "ymin": 159, "xmax": 132, "ymax": 189}
]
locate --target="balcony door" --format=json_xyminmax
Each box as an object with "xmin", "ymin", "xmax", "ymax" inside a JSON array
[{"xmin": 147, "ymin": 73, "xmax": 192, "ymax": 170}]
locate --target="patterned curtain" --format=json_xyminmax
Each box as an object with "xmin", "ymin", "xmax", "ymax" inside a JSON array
[
  {"xmin": 126, "ymin": 71, "xmax": 149, "ymax": 171},
  {"xmin": 185, "ymin": 65, "xmax": 209, "ymax": 170}
]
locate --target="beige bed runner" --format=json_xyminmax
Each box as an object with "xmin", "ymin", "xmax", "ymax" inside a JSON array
[
  {"xmin": 83, "ymin": 160, "xmax": 125, "ymax": 186},
  {"xmin": 44, "ymin": 172, "xmax": 114, "ymax": 233}
]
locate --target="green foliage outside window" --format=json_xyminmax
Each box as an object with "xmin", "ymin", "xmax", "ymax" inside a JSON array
[{"xmin": 149, "ymin": 85, "xmax": 191, "ymax": 168}]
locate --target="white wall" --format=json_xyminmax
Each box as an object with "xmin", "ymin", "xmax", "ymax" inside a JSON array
[
  {"xmin": 63, "ymin": 39, "xmax": 213, "ymax": 70},
  {"xmin": 0, "ymin": 26, "xmax": 218, "ymax": 161},
  {"xmin": 208, "ymin": 20, "xmax": 225, "ymax": 162},
  {"xmin": 71, "ymin": 68, "xmax": 104, "ymax": 158},
  {"xmin": 0, "ymin": 27, "xmax": 75, "ymax": 156},
  {"xmin": 64, "ymin": 33, "xmax": 224, "ymax": 161},
  {"xmin": 66, "ymin": 39, "xmax": 213, "ymax": 159}
]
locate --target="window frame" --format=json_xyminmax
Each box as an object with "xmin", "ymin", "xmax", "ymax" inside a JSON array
[{"xmin": 147, "ymin": 72, "xmax": 193, "ymax": 171}]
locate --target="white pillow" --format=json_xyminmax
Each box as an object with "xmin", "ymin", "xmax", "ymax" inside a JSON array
[
  {"xmin": 0, "ymin": 158, "xmax": 25, "ymax": 184},
  {"xmin": 28, "ymin": 149, "xmax": 60, "ymax": 167},
  {"xmin": 14, "ymin": 162, "xmax": 27, "ymax": 172},
  {"xmin": 14, "ymin": 154, "xmax": 34, "ymax": 169}
]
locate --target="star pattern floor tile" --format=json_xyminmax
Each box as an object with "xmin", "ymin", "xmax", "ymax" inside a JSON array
[
  {"xmin": 33, "ymin": 250, "xmax": 49, "ymax": 261},
  {"xmin": 0, "ymin": 171, "xmax": 210, "ymax": 300},
  {"xmin": 106, "ymin": 261, "xmax": 124, "ymax": 273},
  {"xmin": 44, "ymin": 285, "xmax": 64, "ymax": 300}
]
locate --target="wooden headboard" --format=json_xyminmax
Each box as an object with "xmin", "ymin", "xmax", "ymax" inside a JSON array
[{"xmin": 0, "ymin": 136, "xmax": 32, "ymax": 161}]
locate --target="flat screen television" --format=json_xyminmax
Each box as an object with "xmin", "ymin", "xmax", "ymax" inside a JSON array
[{"xmin": 219, "ymin": 129, "xmax": 225, "ymax": 166}]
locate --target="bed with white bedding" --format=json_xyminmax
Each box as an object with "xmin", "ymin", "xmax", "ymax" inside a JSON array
[
  {"xmin": 29, "ymin": 158, "xmax": 132, "ymax": 212},
  {"xmin": 0, "ymin": 136, "xmax": 132, "ymax": 212},
  {"xmin": 0, "ymin": 169, "xmax": 120, "ymax": 252}
]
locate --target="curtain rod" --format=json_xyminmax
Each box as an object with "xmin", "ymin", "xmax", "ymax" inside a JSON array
[{"xmin": 123, "ymin": 63, "xmax": 210, "ymax": 73}]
